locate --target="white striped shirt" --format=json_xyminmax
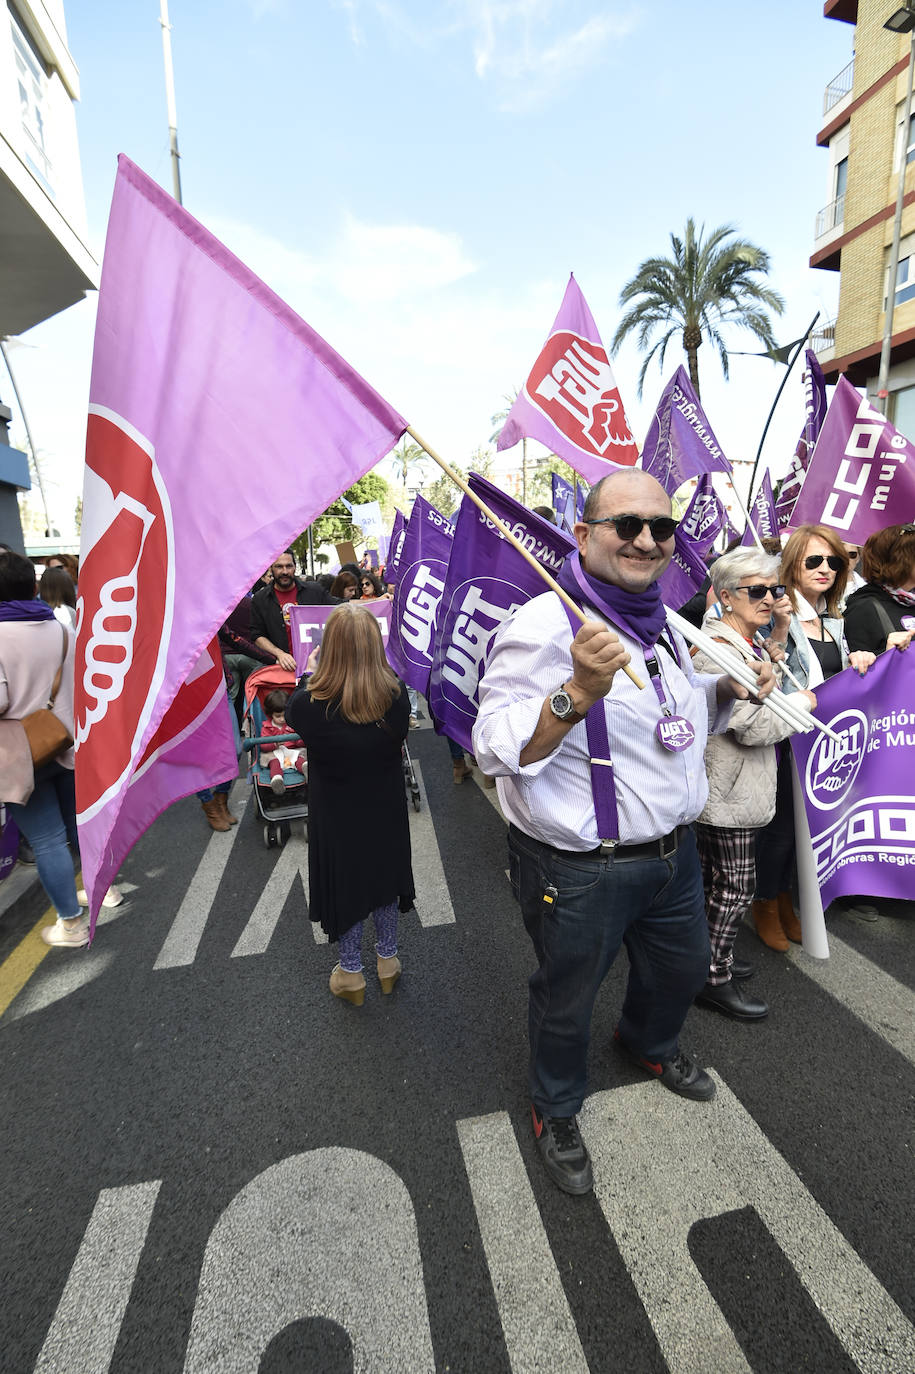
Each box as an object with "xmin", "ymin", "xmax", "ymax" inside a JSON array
[{"xmin": 472, "ymin": 591, "xmax": 729, "ymax": 851}]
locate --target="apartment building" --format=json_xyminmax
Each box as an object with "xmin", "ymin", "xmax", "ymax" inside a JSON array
[
  {"xmin": 0, "ymin": 0, "xmax": 97, "ymax": 548},
  {"xmin": 811, "ymin": 0, "xmax": 915, "ymax": 436}
]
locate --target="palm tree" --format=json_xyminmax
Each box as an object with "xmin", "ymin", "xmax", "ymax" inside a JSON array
[
  {"xmin": 388, "ymin": 438, "xmax": 427, "ymax": 490},
  {"xmin": 611, "ymin": 219, "xmax": 785, "ymax": 400}
]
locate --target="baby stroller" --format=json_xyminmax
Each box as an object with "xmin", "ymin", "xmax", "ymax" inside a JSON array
[
  {"xmin": 403, "ymin": 739, "xmax": 421, "ymax": 811},
  {"xmin": 242, "ymin": 665, "xmax": 309, "ymax": 849}
]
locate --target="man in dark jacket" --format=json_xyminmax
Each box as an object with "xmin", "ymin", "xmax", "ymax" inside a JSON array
[{"xmin": 251, "ymin": 550, "xmax": 338, "ymax": 672}]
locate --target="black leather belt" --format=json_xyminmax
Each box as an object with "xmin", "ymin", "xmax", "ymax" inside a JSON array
[{"xmin": 513, "ymin": 824, "xmax": 688, "ymax": 865}]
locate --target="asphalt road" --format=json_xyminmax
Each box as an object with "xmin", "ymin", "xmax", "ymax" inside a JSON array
[{"xmin": 1, "ymin": 722, "xmax": 914, "ymax": 1373}]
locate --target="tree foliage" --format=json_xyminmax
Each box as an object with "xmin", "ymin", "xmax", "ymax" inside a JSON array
[
  {"xmin": 612, "ymin": 218, "xmax": 785, "ymax": 400},
  {"xmin": 292, "ymin": 472, "xmax": 393, "ymax": 568}
]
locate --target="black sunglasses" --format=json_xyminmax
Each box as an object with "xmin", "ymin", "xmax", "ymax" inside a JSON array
[
  {"xmin": 804, "ymin": 554, "xmax": 845, "ymax": 572},
  {"xmin": 585, "ymin": 514, "xmax": 679, "ymax": 542},
  {"xmin": 734, "ymin": 583, "xmax": 786, "ymax": 602}
]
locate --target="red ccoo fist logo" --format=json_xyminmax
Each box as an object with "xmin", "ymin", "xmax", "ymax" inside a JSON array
[{"xmin": 75, "ymin": 409, "xmax": 173, "ymax": 818}]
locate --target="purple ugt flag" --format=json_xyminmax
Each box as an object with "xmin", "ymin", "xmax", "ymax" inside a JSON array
[
  {"xmin": 497, "ymin": 275, "xmax": 639, "ymax": 485},
  {"xmin": 790, "ymin": 376, "xmax": 915, "ymax": 544},
  {"xmin": 386, "ymin": 508, "xmax": 407, "ymax": 586},
  {"xmin": 790, "ymin": 648, "xmax": 915, "ymax": 909},
  {"xmin": 386, "ymin": 496, "xmax": 455, "ymax": 697},
  {"xmin": 776, "ymin": 349, "xmax": 829, "ymax": 529},
  {"xmin": 428, "ymin": 475, "xmax": 575, "ymax": 753},
  {"xmin": 741, "ymin": 470, "xmax": 778, "ymax": 546},
  {"xmin": 76, "ymin": 155, "xmax": 407, "ymax": 927},
  {"xmin": 640, "ymin": 365, "xmax": 732, "ymax": 496}
]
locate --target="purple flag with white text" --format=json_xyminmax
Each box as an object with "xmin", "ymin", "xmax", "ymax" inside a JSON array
[
  {"xmin": 386, "ymin": 508, "xmax": 407, "ymax": 585},
  {"xmin": 386, "ymin": 496, "xmax": 454, "ymax": 696},
  {"xmin": 790, "ymin": 649, "xmax": 915, "ymax": 906},
  {"xmin": 790, "ymin": 376, "xmax": 915, "ymax": 542},
  {"xmin": 640, "ymin": 366, "xmax": 732, "ymax": 496},
  {"xmin": 289, "ymin": 601, "xmax": 393, "ymax": 678},
  {"xmin": 76, "ymin": 155, "xmax": 406, "ymax": 926},
  {"xmin": 497, "ymin": 276, "xmax": 639, "ymax": 485},
  {"xmin": 775, "ymin": 350, "xmax": 829, "ymax": 529},
  {"xmin": 428, "ymin": 475, "xmax": 575, "ymax": 752},
  {"xmin": 741, "ymin": 470, "xmax": 778, "ymax": 545},
  {"xmin": 656, "ymin": 472, "xmax": 729, "ymax": 607}
]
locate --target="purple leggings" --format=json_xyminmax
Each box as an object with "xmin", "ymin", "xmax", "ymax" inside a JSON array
[{"xmin": 338, "ymin": 901, "xmax": 399, "ymax": 972}]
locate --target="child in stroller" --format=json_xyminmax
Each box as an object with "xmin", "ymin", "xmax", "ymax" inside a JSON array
[{"xmin": 260, "ymin": 689, "xmax": 307, "ymax": 794}]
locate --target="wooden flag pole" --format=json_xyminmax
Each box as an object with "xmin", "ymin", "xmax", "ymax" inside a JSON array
[{"xmin": 405, "ymin": 425, "xmax": 645, "ymax": 690}]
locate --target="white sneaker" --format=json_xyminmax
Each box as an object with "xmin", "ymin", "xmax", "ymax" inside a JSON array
[
  {"xmin": 76, "ymin": 885, "xmax": 123, "ymax": 909},
  {"xmin": 41, "ymin": 915, "xmax": 90, "ymax": 948}
]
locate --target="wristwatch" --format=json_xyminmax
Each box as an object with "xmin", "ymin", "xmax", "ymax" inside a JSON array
[{"xmin": 549, "ymin": 683, "xmax": 586, "ymax": 724}]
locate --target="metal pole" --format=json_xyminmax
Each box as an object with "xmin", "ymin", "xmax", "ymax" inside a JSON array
[
  {"xmin": 746, "ymin": 312, "xmax": 819, "ymax": 504},
  {"xmin": 159, "ymin": 0, "xmax": 183, "ymax": 205},
  {"xmin": 0, "ymin": 339, "xmax": 53, "ymax": 536},
  {"xmin": 307, "ymin": 526, "xmax": 315, "ymax": 579},
  {"xmin": 877, "ymin": 27, "xmax": 915, "ymax": 414}
]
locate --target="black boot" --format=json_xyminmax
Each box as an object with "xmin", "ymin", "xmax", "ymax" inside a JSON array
[{"xmin": 695, "ymin": 978, "xmax": 768, "ymax": 1021}]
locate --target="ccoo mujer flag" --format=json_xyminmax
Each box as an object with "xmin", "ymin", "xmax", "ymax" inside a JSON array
[
  {"xmin": 496, "ymin": 275, "xmax": 639, "ymax": 484},
  {"xmin": 76, "ymin": 156, "xmax": 406, "ymax": 927}
]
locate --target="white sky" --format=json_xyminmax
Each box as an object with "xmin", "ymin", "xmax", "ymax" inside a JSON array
[{"xmin": 5, "ymin": 1, "xmax": 852, "ymax": 535}]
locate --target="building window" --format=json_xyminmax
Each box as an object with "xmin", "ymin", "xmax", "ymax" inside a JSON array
[
  {"xmin": 884, "ymin": 235, "xmax": 915, "ymax": 309},
  {"xmin": 895, "ymin": 106, "xmax": 915, "ymax": 170},
  {"xmin": 834, "ymin": 156, "xmax": 848, "ymax": 199},
  {"xmin": 891, "ymin": 385, "xmax": 915, "ymax": 442},
  {"xmin": 9, "ymin": 3, "xmax": 53, "ymax": 191}
]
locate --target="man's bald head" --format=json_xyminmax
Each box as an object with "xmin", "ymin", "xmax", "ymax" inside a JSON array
[{"xmin": 581, "ymin": 469, "xmax": 671, "ymax": 523}]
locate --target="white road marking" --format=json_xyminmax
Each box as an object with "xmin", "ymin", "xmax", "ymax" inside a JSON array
[
  {"xmin": 408, "ymin": 760, "xmax": 456, "ymax": 927},
  {"xmin": 154, "ymin": 792, "xmax": 249, "ymax": 969},
  {"xmin": 457, "ymin": 1112, "xmax": 589, "ymax": 1374},
  {"xmin": 231, "ymin": 832, "xmax": 321, "ymax": 957},
  {"xmin": 183, "ymin": 1149, "xmax": 435, "ymax": 1372},
  {"xmin": 787, "ymin": 932, "xmax": 915, "ymax": 1066},
  {"xmin": 34, "ymin": 1181, "xmax": 161, "ymax": 1374},
  {"xmin": 582, "ymin": 1076, "xmax": 915, "ymax": 1374}
]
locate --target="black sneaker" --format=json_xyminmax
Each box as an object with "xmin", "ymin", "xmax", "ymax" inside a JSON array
[
  {"xmin": 530, "ymin": 1105, "xmax": 593, "ymax": 1195},
  {"xmin": 613, "ymin": 1030, "xmax": 716, "ymax": 1102}
]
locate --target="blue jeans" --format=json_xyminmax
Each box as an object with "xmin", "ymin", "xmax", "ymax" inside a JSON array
[
  {"xmin": 508, "ymin": 824, "xmax": 710, "ymax": 1117},
  {"xmin": 8, "ymin": 762, "xmax": 80, "ymax": 919}
]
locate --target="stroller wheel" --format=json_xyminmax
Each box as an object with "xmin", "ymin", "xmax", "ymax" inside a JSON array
[
  {"xmin": 280, "ymin": 821, "xmax": 291, "ymax": 844},
  {"xmin": 412, "ymin": 789, "xmax": 421, "ymax": 812},
  {"xmin": 264, "ymin": 823, "xmax": 279, "ymax": 849}
]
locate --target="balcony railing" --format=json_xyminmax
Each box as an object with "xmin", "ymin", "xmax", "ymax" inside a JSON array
[
  {"xmin": 815, "ymin": 193, "xmax": 845, "ymax": 239},
  {"xmin": 810, "ymin": 321, "xmax": 836, "ymax": 355},
  {"xmin": 824, "ymin": 58, "xmax": 854, "ymax": 115}
]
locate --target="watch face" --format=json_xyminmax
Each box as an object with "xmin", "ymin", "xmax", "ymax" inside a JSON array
[{"xmin": 550, "ymin": 689, "xmax": 574, "ymax": 719}]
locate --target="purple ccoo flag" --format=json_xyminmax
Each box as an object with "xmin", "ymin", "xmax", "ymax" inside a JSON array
[
  {"xmin": 75, "ymin": 155, "xmax": 406, "ymax": 927},
  {"xmin": 775, "ymin": 349, "xmax": 829, "ymax": 530},
  {"xmin": 428, "ymin": 475, "xmax": 574, "ymax": 753},
  {"xmin": 497, "ymin": 276, "xmax": 639, "ymax": 486},
  {"xmin": 789, "ymin": 376, "xmax": 915, "ymax": 543},
  {"xmin": 640, "ymin": 365, "xmax": 732, "ymax": 496}
]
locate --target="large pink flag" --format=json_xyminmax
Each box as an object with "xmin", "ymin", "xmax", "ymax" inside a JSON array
[
  {"xmin": 496, "ymin": 275, "xmax": 639, "ymax": 484},
  {"xmin": 76, "ymin": 156, "xmax": 407, "ymax": 925},
  {"xmin": 789, "ymin": 375, "xmax": 915, "ymax": 542}
]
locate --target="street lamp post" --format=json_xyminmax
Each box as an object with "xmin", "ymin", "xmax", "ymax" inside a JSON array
[{"xmin": 877, "ymin": 4, "xmax": 915, "ymax": 415}]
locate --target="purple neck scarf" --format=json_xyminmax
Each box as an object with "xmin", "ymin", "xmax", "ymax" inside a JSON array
[
  {"xmin": 0, "ymin": 599, "xmax": 54, "ymax": 623},
  {"xmin": 556, "ymin": 552, "xmax": 667, "ymax": 647}
]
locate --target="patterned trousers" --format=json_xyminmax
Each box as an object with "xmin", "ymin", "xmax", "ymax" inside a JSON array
[{"xmin": 695, "ymin": 822, "xmax": 757, "ymax": 984}]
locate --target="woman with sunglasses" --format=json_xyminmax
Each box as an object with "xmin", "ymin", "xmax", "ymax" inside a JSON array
[
  {"xmin": 690, "ymin": 550, "xmax": 815, "ymax": 1020},
  {"xmin": 751, "ymin": 525, "xmax": 875, "ymax": 948},
  {"xmin": 359, "ymin": 571, "xmax": 386, "ymax": 600},
  {"xmin": 844, "ymin": 524, "xmax": 915, "ymax": 656}
]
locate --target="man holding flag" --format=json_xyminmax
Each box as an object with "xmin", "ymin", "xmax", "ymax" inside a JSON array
[{"xmin": 473, "ymin": 469, "xmax": 775, "ymax": 1196}]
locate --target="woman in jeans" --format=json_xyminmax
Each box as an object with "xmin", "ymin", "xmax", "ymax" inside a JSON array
[{"xmin": 0, "ymin": 551, "xmax": 85, "ymax": 947}]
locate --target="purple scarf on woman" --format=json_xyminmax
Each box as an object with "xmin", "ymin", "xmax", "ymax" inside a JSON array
[
  {"xmin": 556, "ymin": 551, "xmax": 667, "ymax": 648},
  {"xmin": 0, "ymin": 599, "xmax": 54, "ymax": 623}
]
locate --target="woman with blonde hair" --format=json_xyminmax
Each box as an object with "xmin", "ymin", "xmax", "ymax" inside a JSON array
[{"xmin": 286, "ymin": 603, "xmax": 414, "ymax": 1004}]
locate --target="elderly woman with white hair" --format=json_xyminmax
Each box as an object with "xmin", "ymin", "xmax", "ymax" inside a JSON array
[{"xmin": 690, "ymin": 549, "xmax": 816, "ymax": 1021}]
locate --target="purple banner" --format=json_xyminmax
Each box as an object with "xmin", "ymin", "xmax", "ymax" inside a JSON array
[
  {"xmin": 289, "ymin": 600, "xmax": 393, "ymax": 678},
  {"xmin": 428, "ymin": 474, "xmax": 575, "ymax": 753},
  {"xmin": 386, "ymin": 496, "xmax": 454, "ymax": 696},
  {"xmin": 741, "ymin": 469, "xmax": 778, "ymax": 545},
  {"xmin": 551, "ymin": 472, "xmax": 588, "ymax": 532},
  {"xmin": 790, "ymin": 648, "xmax": 915, "ymax": 906},
  {"xmin": 0, "ymin": 805, "xmax": 19, "ymax": 884},
  {"xmin": 656, "ymin": 472, "xmax": 727, "ymax": 607},
  {"xmin": 641, "ymin": 365, "xmax": 732, "ymax": 496},
  {"xmin": 790, "ymin": 375, "xmax": 915, "ymax": 542}
]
